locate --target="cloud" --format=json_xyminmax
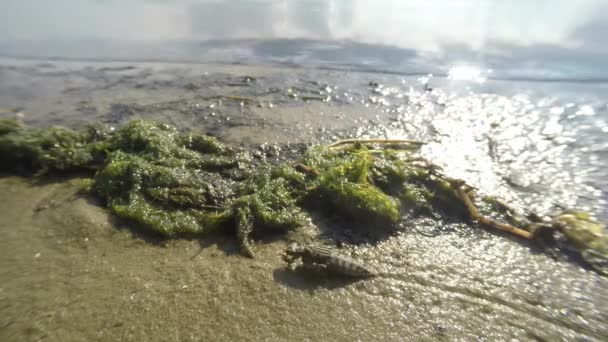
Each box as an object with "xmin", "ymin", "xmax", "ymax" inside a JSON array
[{"xmin": 570, "ymin": 11, "xmax": 608, "ymax": 53}]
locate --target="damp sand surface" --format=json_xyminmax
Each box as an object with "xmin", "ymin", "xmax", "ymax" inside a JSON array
[
  {"xmin": 0, "ymin": 59, "xmax": 607, "ymax": 341},
  {"xmin": 1, "ymin": 176, "xmax": 607, "ymax": 341}
]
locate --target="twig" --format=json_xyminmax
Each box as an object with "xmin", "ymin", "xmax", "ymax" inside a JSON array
[
  {"xmin": 198, "ymin": 95, "xmax": 255, "ymax": 103},
  {"xmin": 328, "ymin": 139, "xmax": 424, "ymax": 148},
  {"xmin": 444, "ymin": 175, "xmax": 477, "ymax": 193},
  {"xmin": 456, "ymin": 187, "xmax": 533, "ymax": 240}
]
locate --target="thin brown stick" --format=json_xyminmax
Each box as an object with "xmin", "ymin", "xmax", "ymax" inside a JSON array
[
  {"xmin": 328, "ymin": 139, "xmax": 424, "ymax": 148},
  {"xmin": 444, "ymin": 176, "xmax": 477, "ymax": 193},
  {"xmin": 457, "ymin": 187, "xmax": 480, "ymax": 219},
  {"xmin": 478, "ymin": 217, "xmax": 533, "ymax": 240},
  {"xmin": 456, "ymin": 187, "xmax": 533, "ymax": 240},
  {"xmin": 405, "ymin": 156, "xmax": 433, "ymax": 164},
  {"xmin": 198, "ymin": 95, "xmax": 256, "ymax": 103}
]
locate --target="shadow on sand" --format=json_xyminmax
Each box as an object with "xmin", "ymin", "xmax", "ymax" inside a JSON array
[{"xmin": 272, "ymin": 267, "xmax": 365, "ymax": 291}]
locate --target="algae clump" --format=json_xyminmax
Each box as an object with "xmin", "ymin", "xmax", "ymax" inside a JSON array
[
  {"xmin": 1, "ymin": 119, "xmax": 607, "ymax": 274},
  {"xmin": 0, "ymin": 119, "xmax": 312, "ymax": 257},
  {"xmin": 302, "ymin": 145, "xmax": 401, "ymax": 224},
  {"xmin": 552, "ymin": 211, "xmax": 608, "ymax": 275},
  {"xmin": 0, "ymin": 120, "xmax": 112, "ymax": 173},
  {"xmin": 231, "ymin": 169, "xmax": 308, "ymax": 257}
]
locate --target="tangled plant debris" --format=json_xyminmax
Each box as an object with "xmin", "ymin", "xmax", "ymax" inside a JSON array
[{"xmin": 0, "ymin": 118, "xmax": 606, "ymax": 274}]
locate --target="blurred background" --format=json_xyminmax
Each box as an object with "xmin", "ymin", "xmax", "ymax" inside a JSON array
[{"xmin": 2, "ymin": 0, "xmax": 608, "ymax": 80}]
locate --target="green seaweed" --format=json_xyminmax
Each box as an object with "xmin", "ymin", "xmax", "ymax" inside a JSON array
[
  {"xmin": 301, "ymin": 145, "xmax": 400, "ymax": 223},
  {"xmin": 235, "ymin": 206, "xmax": 255, "ymax": 256},
  {"xmin": 0, "ymin": 118, "xmax": 21, "ymax": 135},
  {"xmin": 84, "ymin": 121, "xmax": 307, "ymax": 255},
  {"xmin": 91, "ymin": 143, "xmax": 239, "ymax": 238},
  {"xmin": 231, "ymin": 169, "xmax": 307, "ymax": 257},
  {"xmin": 234, "ymin": 170, "xmax": 307, "ymax": 230},
  {"xmin": 319, "ymin": 180, "xmax": 400, "ymax": 224},
  {"xmin": 112, "ymin": 194, "xmax": 230, "ymax": 236},
  {"xmin": 1, "ymin": 118, "xmax": 606, "ymax": 274},
  {"xmin": 0, "ymin": 124, "xmax": 106, "ymax": 173},
  {"xmin": 553, "ymin": 211, "xmax": 608, "ymax": 274}
]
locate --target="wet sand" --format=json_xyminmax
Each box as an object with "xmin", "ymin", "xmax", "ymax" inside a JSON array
[{"xmin": 1, "ymin": 176, "xmax": 606, "ymax": 341}]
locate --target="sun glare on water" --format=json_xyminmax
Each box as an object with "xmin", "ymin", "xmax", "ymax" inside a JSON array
[{"xmin": 448, "ymin": 65, "xmax": 487, "ymax": 83}]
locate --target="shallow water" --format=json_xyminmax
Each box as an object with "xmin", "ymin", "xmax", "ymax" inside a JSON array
[{"xmin": 0, "ymin": 58, "xmax": 607, "ymax": 341}]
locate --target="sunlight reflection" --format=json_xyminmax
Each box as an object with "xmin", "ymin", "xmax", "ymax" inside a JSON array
[
  {"xmin": 576, "ymin": 105, "xmax": 595, "ymax": 116},
  {"xmin": 348, "ymin": 77, "xmax": 606, "ymax": 218},
  {"xmin": 448, "ymin": 65, "xmax": 486, "ymax": 83}
]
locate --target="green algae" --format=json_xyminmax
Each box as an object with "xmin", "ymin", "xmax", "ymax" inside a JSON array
[
  {"xmin": 1, "ymin": 119, "xmax": 606, "ymax": 273},
  {"xmin": 0, "ymin": 119, "xmax": 310, "ymax": 256},
  {"xmin": 0, "ymin": 122, "xmax": 110, "ymax": 173},
  {"xmin": 302, "ymin": 145, "xmax": 401, "ymax": 223},
  {"xmin": 232, "ymin": 173, "xmax": 307, "ymax": 256},
  {"xmin": 552, "ymin": 211, "xmax": 608, "ymax": 275},
  {"xmin": 0, "ymin": 118, "xmax": 21, "ymax": 134},
  {"xmin": 112, "ymin": 194, "xmax": 230, "ymax": 236},
  {"xmin": 320, "ymin": 181, "xmax": 400, "ymax": 224},
  {"xmin": 0, "ymin": 120, "xmax": 244, "ymax": 239}
]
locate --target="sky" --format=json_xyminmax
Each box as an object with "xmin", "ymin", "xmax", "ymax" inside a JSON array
[
  {"xmin": 1, "ymin": 0, "xmax": 607, "ymax": 76},
  {"xmin": 0, "ymin": 0, "xmax": 604, "ymax": 49}
]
